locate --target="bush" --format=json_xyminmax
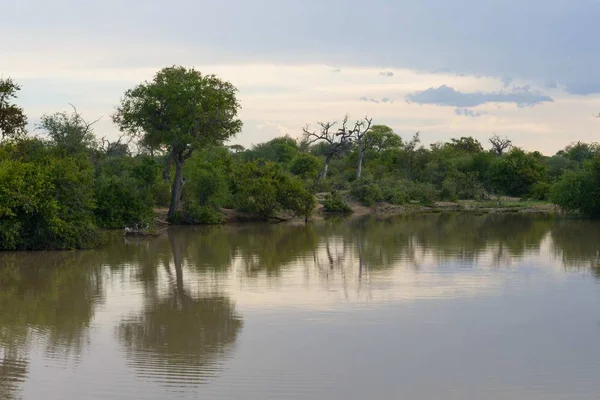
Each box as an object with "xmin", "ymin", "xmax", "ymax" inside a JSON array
[
  {"xmin": 152, "ymin": 180, "xmax": 171, "ymax": 207},
  {"xmin": 440, "ymin": 178, "xmax": 458, "ymax": 201},
  {"xmin": 350, "ymin": 179, "xmax": 383, "ymax": 206},
  {"xmin": 322, "ymin": 191, "xmax": 353, "ymax": 213},
  {"xmin": 233, "ymin": 161, "xmax": 315, "ymax": 220},
  {"xmin": 407, "ymin": 182, "xmax": 438, "ymax": 205},
  {"xmin": 491, "ymin": 148, "xmax": 547, "ymax": 196},
  {"xmin": 184, "ymin": 147, "xmax": 232, "ymax": 209},
  {"xmin": 528, "ymin": 181, "xmax": 552, "ymax": 201},
  {"xmin": 551, "ymin": 158, "xmax": 600, "ymax": 217},
  {"xmin": 382, "ymin": 186, "xmax": 409, "ymax": 205},
  {"xmin": 184, "ymin": 204, "xmax": 223, "ymax": 224},
  {"xmin": 94, "ymin": 175, "xmax": 154, "ymax": 228},
  {"xmin": 290, "ymin": 153, "xmax": 321, "ymax": 179},
  {"xmin": 0, "ymin": 152, "xmax": 99, "ymax": 250}
]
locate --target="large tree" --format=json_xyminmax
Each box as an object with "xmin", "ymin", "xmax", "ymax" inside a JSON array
[
  {"xmin": 0, "ymin": 78, "xmax": 27, "ymax": 140},
  {"xmin": 113, "ymin": 66, "xmax": 242, "ymax": 220}
]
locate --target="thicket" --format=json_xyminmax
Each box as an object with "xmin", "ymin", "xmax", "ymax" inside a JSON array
[{"xmin": 2, "ymin": 72, "xmax": 600, "ymax": 250}]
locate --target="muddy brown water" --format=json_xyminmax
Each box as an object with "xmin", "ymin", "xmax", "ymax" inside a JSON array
[{"xmin": 1, "ymin": 213, "xmax": 599, "ymax": 399}]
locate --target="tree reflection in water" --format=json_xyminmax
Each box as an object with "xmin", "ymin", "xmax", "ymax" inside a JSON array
[
  {"xmin": 115, "ymin": 230, "xmax": 243, "ymax": 388},
  {"xmin": 2, "ymin": 213, "xmax": 600, "ymax": 398},
  {"xmin": 0, "ymin": 251, "xmax": 105, "ymax": 399}
]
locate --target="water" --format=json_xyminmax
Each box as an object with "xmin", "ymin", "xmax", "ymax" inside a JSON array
[{"xmin": 1, "ymin": 213, "xmax": 599, "ymax": 399}]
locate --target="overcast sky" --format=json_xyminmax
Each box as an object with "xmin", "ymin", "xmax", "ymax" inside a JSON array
[{"xmin": 3, "ymin": 0, "xmax": 600, "ymax": 154}]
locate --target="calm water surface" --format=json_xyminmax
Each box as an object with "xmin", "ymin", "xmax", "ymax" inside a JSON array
[{"xmin": 1, "ymin": 213, "xmax": 600, "ymax": 399}]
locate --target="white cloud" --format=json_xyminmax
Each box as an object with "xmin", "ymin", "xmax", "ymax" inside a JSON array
[{"xmin": 2, "ymin": 0, "xmax": 600, "ymax": 154}]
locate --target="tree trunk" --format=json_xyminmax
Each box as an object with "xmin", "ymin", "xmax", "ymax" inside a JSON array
[
  {"xmin": 163, "ymin": 154, "xmax": 172, "ymax": 182},
  {"xmin": 312, "ymin": 155, "xmax": 332, "ymax": 189},
  {"xmin": 356, "ymin": 147, "xmax": 364, "ymax": 180},
  {"xmin": 168, "ymin": 153, "xmax": 184, "ymax": 221}
]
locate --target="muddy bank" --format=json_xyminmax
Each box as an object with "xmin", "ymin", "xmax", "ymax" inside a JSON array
[{"xmin": 153, "ymin": 199, "xmax": 558, "ymax": 227}]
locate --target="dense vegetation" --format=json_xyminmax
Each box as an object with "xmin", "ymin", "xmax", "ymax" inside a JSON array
[{"xmin": 1, "ymin": 70, "xmax": 599, "ymax": 250}]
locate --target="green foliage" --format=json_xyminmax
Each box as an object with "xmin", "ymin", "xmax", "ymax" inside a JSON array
[
  {"xmin": 406, "ymin": 182, "xmax": 438, "ymax": 205},
  {"xmin": 290, "ymin": 153, "xmax": 322, "ymax": 179},
  {"xmin": 440, "ymin": 178, "xmax": 458, "ymax": 201},
  {"xmin": 551, "ymin": 158, "xmax": 600, "ymax": 217},
  {"xmin": 546, "ymin": 155, "xmax": 573, "ymax": 181},
  {"xmin": 92, "ymin": 156, "xmax": 158, "ymax": 228},
  {"xmin": 183, "ymin": 147, "xmax": 232, "ymax": 211},
  {"xmin": 245, "ymin": 136, "xmax": 298, "ymax": 164},
  {"xmin": 528, "ymin": 181, "xmax": 552, "ymax": 201},
  {"xmin": 152, "ymin": 180, "xmax": 172, "ymax": 207},
  {"xmin": 184, "ymin": 204, "xmax": 224, "ymax": 224},
  {"xmin": 365, "ymin": 125, "xmax": 403, "ymax": 153},
  {"xmin": 94, "ymin": 175, "xmax": 154, "ymax": 229},
  {"xmin": 38, "ymin": 107, "xmax": 97, "ymax": 154},
  {"xmin": 381, "ymin": 184, "xmax": 409, "ymax": 205},
  {"xmin": 113, "ymin": 66, "xmax": 242, "ymax": 153},
  {"xmin": 445, "ymin": 171, "xmax": 484, "ymax": 200},
  {"xmin": 559, "ymin": 141, "xmax": 599, "ymax": 164},
  {"xmin": 0, "ymin": 142, "xmax": 99, "ymax": 250},
  {"xmin": 113, "ymin": 66, "xmax": 243, "ymax": 220},
  {"xmin": 322, "ymin": 191, "xmax": 353, "ymax": 213},
  {"xmin": 350, "ymin": 179, "xmax": 383, "ymax": 206},
  {"xmin": 0, "ymin": 77, "xmax": 27, "ymax": 140},
  {"xmin": 491, "ymin": 148, "xmax": 548, "ymax": 197},
  {"xmin": 232, "ymin": 161, "xmax": 315, "ymax": 220},
  {"xmin": 446, "ymin": 137, "xmax": 483, "ymax": 153}
]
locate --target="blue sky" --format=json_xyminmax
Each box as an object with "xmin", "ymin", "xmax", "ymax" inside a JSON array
[{"xmin": 3, "ymin": 0, "xmax": 600, "ymax": 153}]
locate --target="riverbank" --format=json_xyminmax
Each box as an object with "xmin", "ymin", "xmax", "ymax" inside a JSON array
[
  {"xmin": 152, "ymin": 198, "xmax": 557, "ymax": 227},
  {"xmin": 331, "ymin": 198, "xmax": 557, "ymax": 218}
]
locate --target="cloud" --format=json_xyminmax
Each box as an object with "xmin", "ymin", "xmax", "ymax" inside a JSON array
[
  {"xmin": 501, "ymin": 76, "xmax": 514, "ymax": 88},
  {"xmin": 379, "ymin": 71, "xmax": 394, "ymax": 77},
  {"xmin": 455, "ymin": 108, "xmax": 483, "ymax": 117},
  {"xmin": 360, "ymin": 96, "xmax": 394, "ymax": 104},
  {"xmin": 257, "ymin": 121, "xmax": 290, "ymax": 136},
  {"xmin": 4, "ymin": 0, "xmax": 600, "ymax": 93},
  {"xmin": 406, "ymin": 85, "xmax": 554, "ymax": 108}
]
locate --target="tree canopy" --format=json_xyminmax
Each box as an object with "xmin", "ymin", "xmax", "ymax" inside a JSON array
[
  {"xmin": 0, "ymin": 78, "xmax": 27, "ymax": 140},
  {"xmin": 113, "ymin": 66, "xmax": 242, "ymax": 220}
]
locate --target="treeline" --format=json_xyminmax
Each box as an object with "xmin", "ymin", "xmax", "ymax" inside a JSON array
[{"xmin": 1, "ymin": 67, "xmax": 599, "ymax": 250}]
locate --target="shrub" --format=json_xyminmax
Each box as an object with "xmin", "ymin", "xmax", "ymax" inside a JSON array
[
  {"xmin": 233, "ymin": 161, "xmax": 315, "ymax": 220},
  {"xmin": 528, "ymin": 181, "xmax": 552, "ymax": 201},
  {"xmin": 152, "ymin": 180, "xmax": 171, "ymax": 207},
  {"xmin": 290, "ymin": 153, "xmax": 321, "ymax": 179},
  {"xmin": 382, "ymin": 186, "xmax": 409, "ymax": 205},
  {"xmin": 94, "ymin": 175, "xmax": 154, "ymax": 228},
  {"xmin": 322, "ymin": 191, "xmax": 353, "ymax": 213},
  {"xmin": 0, "ymin": 154, "xmax": 99, "ymax": 250},
  {"xmin": 184, "ymin": 204, "xmax": 224, "ymax": 224},
  {"xmin": 440, "ymin": 178, "xmax": 458, "ymax": 201},
  {"xmin": 350, "ymin": 179, "xmax": 383, "ymax": 206},
  {"xmin": 407, "ymin": 182, "xmax": 438, "ymax": 205},
  {"xmin": 551, "ymin": 158, "xmax": 600, "ymax": 217},
  {"xmin": 491, "ymin": 148, "xmax": 547, "ymax": 196}
]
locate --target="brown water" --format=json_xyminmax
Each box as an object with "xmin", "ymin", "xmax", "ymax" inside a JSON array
[{"xmin": 1, "ymin": 213, "xmax": 600, "ymax": 400}]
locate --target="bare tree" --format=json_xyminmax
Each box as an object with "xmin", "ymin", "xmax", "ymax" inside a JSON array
[
  {"xmin": 302, "ymin": 116, "xmax": 354, "ymax": 186},
  {"xmin": 489, "ymin": 134, "xmax": 512, "ymax": 156},
  {"xmin": 100, "ymin": 134, "xmax": 131, "ymax": 157},
  {"xmin": 351, "ymin": 116, "xmax": 373, "ymax": 180}
]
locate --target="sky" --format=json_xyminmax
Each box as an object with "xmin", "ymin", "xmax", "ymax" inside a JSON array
[{"xmin": 3, "ymin": 0, "xmax": 600, "ymax": 155}]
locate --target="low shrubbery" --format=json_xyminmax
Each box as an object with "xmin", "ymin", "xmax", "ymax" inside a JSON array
[
  {"xmin": 322, "ymin": 191, "xmax": 353, "ymax": 213},
  {"xmin": 551, "ymin": 158, "xmax": 600, "ymax": 217}
]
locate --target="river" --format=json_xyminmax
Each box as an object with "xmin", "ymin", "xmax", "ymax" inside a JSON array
[{"xmin": 1, "ymin": 213, "xmax": 599, "ymax": 399}]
